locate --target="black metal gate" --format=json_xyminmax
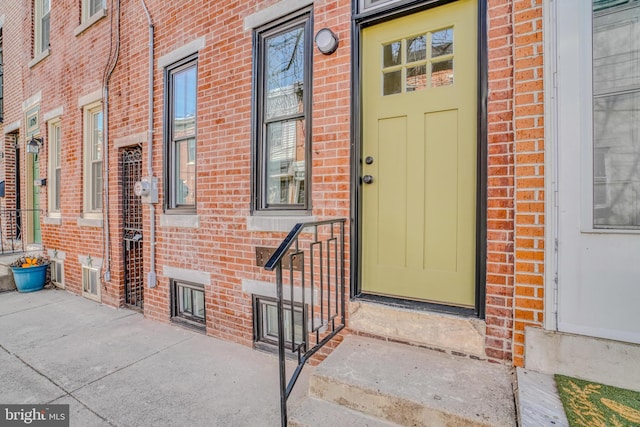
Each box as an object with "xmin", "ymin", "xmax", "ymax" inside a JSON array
[{"xmin": 122, "ymin": 147, "xmax": 144, "ymax": 309}]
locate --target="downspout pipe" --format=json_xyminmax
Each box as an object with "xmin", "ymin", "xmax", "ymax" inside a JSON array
[
  {"xmin": 102, "ymin": 0, "xmax": 121, "ymax": 283},
  {"xmin": 141, "ymin": 0, "xmax": 156, "ymax": 288}
]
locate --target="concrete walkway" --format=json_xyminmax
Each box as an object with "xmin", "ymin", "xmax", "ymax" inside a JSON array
[{"xmin": 0, "ymin": 288, "xmax": 309, "ymax": 427}]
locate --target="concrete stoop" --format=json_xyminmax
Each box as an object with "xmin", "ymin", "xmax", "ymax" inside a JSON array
[
  {"xmin": 289, "ymin": 335, "xmax": 517, "ymax": 427},
  {"xmin": 349, "ymin": 300, "xmax": 486, "ymax": 359}
]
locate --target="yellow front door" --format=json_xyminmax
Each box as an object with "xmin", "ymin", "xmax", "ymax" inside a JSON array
[{"xmin": 361, "ymin": 0, "xmax": 477, "ymax": 307}]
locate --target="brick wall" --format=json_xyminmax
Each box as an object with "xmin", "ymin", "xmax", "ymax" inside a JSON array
[
  {"xmin": 485, "ymin": 0, "xmax": 516, "ymax": 363},
  {"xmin": 1, "ymin": 0, "xmax": 116, "ymax": 300},
  {"xmin": 106, "ymin": 0, "xmax": 353, "ymax": 347},
  {"xmin": 1, "ymin": 0, "xmax": 544, "ymax": 365},
  {"xmin": 511, "ymin": 0, "xmax": 545, "ymax": 367}
]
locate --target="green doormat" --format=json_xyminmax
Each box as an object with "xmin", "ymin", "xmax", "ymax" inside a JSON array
[{"xmin": 555, "ymin": 374, "xmax": 640, "ymax": 427}]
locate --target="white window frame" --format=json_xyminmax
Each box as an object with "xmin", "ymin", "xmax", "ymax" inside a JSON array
[
  {"xmin": 82, "ymin": 265, "xmax": 100, "ymax": 301},
  {"xmin": 51, "ymin": 259, "xmax": 64, "ymax": 288},
  {"xmin": 48, "ymin": 118, "xmax": 61, "ymax": 216},
  {"xmin": 83, "ymin": 102, "xmax": 103, "ymax": 218},
  {"xmin": 34, "ymin": 0, "xmax": 50, "ymax": 57},
  {"xmin": 82, "ymin": 0, "xmax": 105, "ymax": 23},
  {"xmin": 556, "ymin": 1, "xmax": 640, "ymax": 235}
]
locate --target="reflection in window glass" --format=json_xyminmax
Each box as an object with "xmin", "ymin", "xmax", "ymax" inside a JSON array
[
  {"xmin": 383, "ymin": 70, "xmax": 402, "ymax": 95},
  {"xmin": 173, "ymin": 67, "xmax": 196, "ymax": 139},
  {"xmin": 175, "ymin": 138, "xmax": 196, "ymax": 206},
  {"xmin": 406, "ymin": 65, "xmax": 427, "ymax": 92},
  {"xmin": 172, "ymin": 280, "xmax": 206, "ymax": 328},
  {"xmin": 166, "ymin": 58, "xmax": 197, "ymax": 210},
  {"xmin": 432, "ymin": 59, "xmax": 454, "ymax": 87},
  {"xmin": 381, "ymin": 28, "xmax": 455, "ymax": 96},
  {"xmin": 257, "ymin": 14, "xmax": 311, "ymax": 211},
  {"xmin": 592, "ymin": 1, "xmax": 640, "ymax": 228},
  {"xmin": 87, "ymin": 108, "xmax": 103, "ymax": 211},
  {"xmin": 406, "ymin": 35, "xmax": 426, "ymax": 63},
  {"xmin": 383, "ymin": 41, "xmax": 402, "ymax": 67},
  {"xmin": 266, "ymin": 28, "xmax": 305, "ymax": 120},
  {"xmin": 432, "ymin": 28, "xmax": 453, "ymax": 57}
]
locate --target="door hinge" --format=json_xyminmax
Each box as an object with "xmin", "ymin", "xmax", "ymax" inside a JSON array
[{"xmin": 554, "ymin": 237, "xmax": 558, "ymax": 252}]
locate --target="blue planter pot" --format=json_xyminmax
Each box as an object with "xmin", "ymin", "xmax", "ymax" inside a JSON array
[{"xmin": 11, "ymin": 264, "xmax": 48, "ymax": 293}]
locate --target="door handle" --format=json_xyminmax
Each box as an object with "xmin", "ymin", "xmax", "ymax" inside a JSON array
[{"xmin": 362, "ymin": 175, "xmax": 374, "ymax": 184}]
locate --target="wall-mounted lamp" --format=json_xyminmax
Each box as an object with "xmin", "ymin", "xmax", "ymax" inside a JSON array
[
  {"xmin": 315, "ymin": 28, "xmax": 339, "ymax": 55},
  {"xmin": 27, "ymin": 137, "xmax": 43, "ymax": 154}
]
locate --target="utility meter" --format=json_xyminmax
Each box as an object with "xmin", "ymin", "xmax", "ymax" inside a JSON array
[{"xmin": 134, "ymin": 176, "xmax": 158, "ymax": 204}]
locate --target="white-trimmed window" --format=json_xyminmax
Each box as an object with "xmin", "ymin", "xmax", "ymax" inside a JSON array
[
  {"xmin": 82, "ymin": 265, "xmax": 100, "ymax": 300},
  {"xmin": 165, "ymin": 56, "xmax": 197, "ymax": 211},
  {"xmin": 591, "ymin": 0, "xmax": 640, "ymax": 229},
  {"xmin": 48, "ymin": 119, "xmax": 61, "ymax": 214},
  {"xmin": 83, "ymin": 102, "xmax": 103, "ymax": 216},
  {"xmin": 83, "ymin": 0, "xmax": 105, "ymax": 23},
  {"xmin": 51, "ymin": 259, "xmax": 64, "ymax": 288},
  {"xmin": 171, "ymin": 279, "xmax": 205, "ymax": 330},
  {"xmin": 34, "ymin": 0, "xmax": 50, "ymax": 57}
]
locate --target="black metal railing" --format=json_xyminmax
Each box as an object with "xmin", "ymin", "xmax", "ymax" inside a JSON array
[
  {"xmin": 0, "ymin": 209, "xmax": 41, "ymax": 254},
  {"xmin": 264, "ymin": 218, "xmax": 346, "ymax": 427}
]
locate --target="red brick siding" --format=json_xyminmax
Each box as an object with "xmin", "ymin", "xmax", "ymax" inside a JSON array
[
  {"xmin": 512, "ymin": 0, "xmax": 545, "ymax": 367},
  {"xmin": 0, "ymin": 0, "xmax": 546, "ymax": 366},
  {"xmin": 486, "ymin": 0, "xmax": 516, "ymax": 363}
]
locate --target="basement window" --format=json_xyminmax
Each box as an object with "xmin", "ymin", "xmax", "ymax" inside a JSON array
[
  {"xmin": 171, "ymin": 279, "xmax": 205, "ymax": 330},
  {"xmin": 82, "ymin": 265, "xmax": 100, "ymax": 301},
  {"xmin": 253, "ymin": 296, "xmax": 306, "ymax": 349},
  {"xmin": 51, "ymin": 259, "xmax": 64, "ymax": 288}
]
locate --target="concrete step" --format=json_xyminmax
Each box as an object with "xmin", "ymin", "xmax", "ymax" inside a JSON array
[
  {"xmin": 305, "ymin": 335, "xmax": 516, "ymax": 427},
  {"xmin": 0, "ymin": 265, "xmax": 15, "ymax": 292},
  {"xmin": 516, "ymin": 368, "xmax": 568, "ymax": 427},
  {"xmin": 289, "ymin": 397, "xmax": 400, "ymax": 427},
  {"xmin": 349, "ymin": 300, "xmax": 486, "ymax": 358}
]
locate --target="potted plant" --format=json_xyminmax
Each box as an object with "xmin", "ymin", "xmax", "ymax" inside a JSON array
[{"xmin": 10, "ymin": 255, "xmax": 50, "ymax": 293}]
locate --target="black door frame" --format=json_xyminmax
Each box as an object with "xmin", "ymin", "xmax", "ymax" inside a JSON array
[{"xmin": 349, "ymin": 0, "xmax": 488, "ymax": 318}]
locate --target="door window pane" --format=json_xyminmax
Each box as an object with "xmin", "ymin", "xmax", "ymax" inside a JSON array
[
  {"xmin": 432, "ymin": 28, "xmax": 453, "ymax": 57},
  {"xmin": 592, "ymin": 1, "xmax": 640, "ymax": 228},
  {"xmin": 406, "ymin": 65, "xmax": 427, "ymax": 92},
  {"xmin": 407, "ymin": 35, "xmax": 426, "ymax": 63},
  {"xmin": 383, "ymin": 41, "xmax": 402, "ymax": 67},
  {"xmin": 383, "ymin": 70, "xmax": 402, "ymax": 95},
  {"xmin": 432, "ymin": 59, "xmax": 454, "ymax": 87},
  {"xmin": 381, "ymin": 28, "xmax": 455, "ymax": 96}
]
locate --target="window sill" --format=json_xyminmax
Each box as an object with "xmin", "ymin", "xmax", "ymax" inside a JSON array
[
  {"xmin": 160, "ymin": 214, "xmax": 199, "ymax": 229},
  {"xmin": 28, "ymin": 49, "xmax": 50, "ymax": 69},
  {"xmin": 77, "ymin": 217, "xmax": 103, "ymax": 228},
  {"xmin": 74, "ymin": 8, "xmax": 107, "ymax": 37},
  {"xmin": 43, "ymin": 216, "xmax": 62, "ymax": 225},
  {"xmin": 171, "ymin": 317, "xmax": 206, "ymax": 333},
  {"xmin": 246, "ymin": 214, "xmax": 316, "ymax": 232}
]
